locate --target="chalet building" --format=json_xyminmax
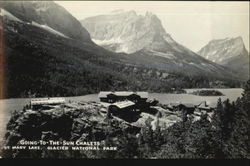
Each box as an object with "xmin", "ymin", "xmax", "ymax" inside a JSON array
[
  {"xmin": 98, "ymin": 91, "xmax": 148, "ymax": 103},
  {"xmin": 166, "ymin": 103, "xmax": 195, "ymax": 114},
  {"xmin": 166, "ymin": 103, "xmax": 180, "ymax": 111},
  {"xmin": 109, "ymin": 100, "xmax": 136, "ymax": 113},
  {"xmin": 108, "ymin": 100, "xmax": 141, "ymax": 122},
  {"xmin": 196, "ymin": 101, "xmax": 214, "ymax": 112},
  {"xmin": 30, "ymin": 97, "xmax": 65, "ymax": 110},
  {"xmin": 148, "ymin": 99, "xmax": 159, "ymax": 106},
  {"xmin": 178, "ymin": 103, "xmax": 195, "ymax": 114}
]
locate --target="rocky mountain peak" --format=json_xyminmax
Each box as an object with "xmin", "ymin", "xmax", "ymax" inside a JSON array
[
  {"xmin": 80, "ymin": 11, "xmax": 243, "ymax": 81},
  {"xmin": 208, "ymin": 36, "xmax": 245, "ymax": 48},
  {"xmin": 145, "ymin": 11, "xmax": 153, "ymax": 16},
  {"xmin": 198, "ymin": 36, "xmax": 249, "ymax": 79},
  {"xmin": 145, "ymin": 11, "xmax": 158, "ymax": 19},
  {"xmin": 231, "ymin": 36, "xmax": 246, "ymax": 49},
  {"xmin": 126, "ymin": 10, "xmax": 137, "ymax": 16},
  {"xmin": 81, "ymin": 10, "xmax": 172, "ymax": 53},
  {"xmin": 199, "ymin": 36, "xmax": 248, "ymax": 62}
]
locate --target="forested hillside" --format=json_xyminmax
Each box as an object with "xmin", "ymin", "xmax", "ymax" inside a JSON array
[{"xmin": 3, "ymin": 19, "xmax": 241, "ymax": 98}]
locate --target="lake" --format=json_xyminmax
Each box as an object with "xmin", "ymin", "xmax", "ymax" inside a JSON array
[
  {"xmin": 0, "ymin": 88, "xmax": 244, "ymax": 145},
  {"xmin": 152, "ymin": 88, "xmax": 243, "ymax": 106}
]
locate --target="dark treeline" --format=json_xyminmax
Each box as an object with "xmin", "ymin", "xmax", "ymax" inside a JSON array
[{"xmin": 191, "ymin": 89, "xmax": 224, "ymax": 96}]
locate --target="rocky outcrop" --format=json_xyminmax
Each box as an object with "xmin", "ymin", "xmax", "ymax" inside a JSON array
[
  {"xmin": 2, "ymin": 100, "xmax": 186, "ymax": 158},
  {"xmin": 2, "ymin": 102, "xmax": 141, "ymax": 158}
]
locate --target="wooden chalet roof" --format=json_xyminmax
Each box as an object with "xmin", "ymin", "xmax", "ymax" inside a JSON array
[
  {"xmin": 197, "ymin": 101, "xmax": 207, "ymax": 107},
  {"xmin": 197, "ymin": 101, "xmax": 216, "ymax": 109},
  {"xmin": 197, "ymin": 101, "xmax": 210, "ymax": 109},
  {"xmin": 110, "ymin": 100, "xmax": 135, "ymax": 109},
  {"xmin": 98, "ymin": 91, "xmax": 148, "ymax": 98},
  {"xmin": 168, "ymin": 103, "xmax": 180, "ymax": 107},
  {"xmin": 181, "ymin": 103, "xmax": 195, "ymax": 108},
  {"xmin": 30, "ymin": 97, "xmax": 65, "ymax": 105}
]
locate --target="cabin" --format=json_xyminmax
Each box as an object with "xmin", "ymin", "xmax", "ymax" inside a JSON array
[
  {"xmin": 98, "ymin": 91, "xmax": 148, "ymax": 103},
  {"xmin": 196, "ymin": 101, "xmax": 214, "ymax": 112},
  {"xmin": 166, "ymin": 103, "xmax": 180, "ymax": 111},
  {"xmin": 177, "ymin": 103, "xmax": 195, "ymax": 114},
  {"xmin": 108, "ymin": 100, "xmax": 140, "ymax": 122},
  {"xmin": 30, "ymin": 97, "xmax": 65, "ymax": 110},
  {"xmin": 108, "ymin": 100, "xmax": 136, "ymax": 113},
  {"xmin": 148, "ymin": 99, "xmax": 159, "ymax": 106}
]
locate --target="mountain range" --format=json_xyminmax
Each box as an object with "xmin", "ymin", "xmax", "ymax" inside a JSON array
[
  {"xmin": 198, "ymin": 37, "xmax": 249, "ymax": 78},
  {"xmin": 81, "ymin": 10, "xmax": 246, "ymax": 79},
  {"xmin": 0, "ymin": 1, "xmax": 245, "ymax": 98}
]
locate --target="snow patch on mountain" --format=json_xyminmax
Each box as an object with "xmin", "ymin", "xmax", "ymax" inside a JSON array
[
  {"xmin": 149, "ymin": 50, "xmax": 176, "ymax": 59},
  {"xmin": 0, "ymin": 8, "xmax": 22, "ymax": 22},
  {"xmin": 93, "ymin": 37, "xmax": 123, "ymax": 45},
  {"xmin": 31, "ymin": 21, "xmax": 69, "ymax": 38},
  {"xmin": 119, "ymin": 45, "xmax": 129, "ymax": 53}
]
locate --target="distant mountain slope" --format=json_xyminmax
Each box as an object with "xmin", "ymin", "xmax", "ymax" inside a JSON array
[
  {"xmin": 81, "ymin": 11, "xmax": 241, "ymax": 80},
  {"xmin": 198, "ymin": 37, "xmax": 249, "ymax": 79},
  {"xmin": 2, "ymin": 1, "xmax": 91, "ymax": 42}
]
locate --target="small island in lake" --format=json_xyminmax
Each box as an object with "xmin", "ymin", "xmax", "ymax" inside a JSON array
[{"xmin": 191, "ymin": 90, "xmax": 224, "ymax": 96}]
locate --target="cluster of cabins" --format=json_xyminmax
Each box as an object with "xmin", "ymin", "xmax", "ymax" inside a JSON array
[
  {"xmin": 98, "ymin": 91, "xmax": 158, "ymax": 121},
  {"xmin": 29, "ymin": 92, "xmax": 215, "ymax": 118},
  {"xmin": 99, "ymin": 91, "xmax": 149, "ymax": 104},
  {"xmin": 98, "ymin": 91, "xmax": 214, "ymax": 116},
  {"xmin": 98, "ymin": 91, "xmax": 215, "ymax": 115},
  {"xmin": 98, "ymin": 91, "xmax": 158, "ymax": 112},
  {"xmin": 165, "ymin": 101, "xmax": 215, "ymax": 115}
]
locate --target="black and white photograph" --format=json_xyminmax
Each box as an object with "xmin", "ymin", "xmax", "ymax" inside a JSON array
[{"xmin": 0, "ymin": 0, "xmax": 249, "ymax": 159}]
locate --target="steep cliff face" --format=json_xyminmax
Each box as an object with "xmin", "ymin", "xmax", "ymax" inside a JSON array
[
  {"xmin": 198, "ymin": 37, "xmax": 249, "ymax": 79},
  {"xmin": 198, "ymin": 37, "xmax": 249, "ymax": 64},
  {"xmin": 81, "ymin": 11, "xmax": 242, "ymax": 80},
  {"xmin": 81, "ymin": 11, "xmax": 190, "ymax": 54},
  {"xmin": 2, "ymin": 1, "xmax": 91, "ymax": 42}
]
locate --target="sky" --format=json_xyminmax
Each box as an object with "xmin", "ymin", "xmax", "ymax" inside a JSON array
[{"xmin": 55, "ymin": 1, "xmax": 249, "ymax": 52}]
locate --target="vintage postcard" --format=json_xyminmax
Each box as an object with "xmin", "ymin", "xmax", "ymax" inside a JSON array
[{"xmin": 0, "ymin": 1, "xmax": 249, "ymax": 159}]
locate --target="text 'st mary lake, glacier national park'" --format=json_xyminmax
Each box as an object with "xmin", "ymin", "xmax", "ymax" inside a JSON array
[{"xmin": 0, "ymin": 1, "xmax": 249, "ymax": 159}]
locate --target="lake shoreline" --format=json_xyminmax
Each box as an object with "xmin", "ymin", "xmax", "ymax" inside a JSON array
[
  {"xmin": 0, "ymin": 88, "xmax": 243, "ymax": 117},
  {"xmin": 0, "ymin": 88, "xmax": 243, "ymax": 100},
  {"xmin": 0, "ymin": 88, "xmax": 244, "ymax": 148}
]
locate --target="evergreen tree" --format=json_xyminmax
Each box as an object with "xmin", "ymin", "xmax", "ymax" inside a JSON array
[
  {"xmin": 211, "ymin": 98, "xmax": 225, "ymax": 158},
  {"xmin": 226, "ymin": 80, "xmax": 250, "ymax": 158}
]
